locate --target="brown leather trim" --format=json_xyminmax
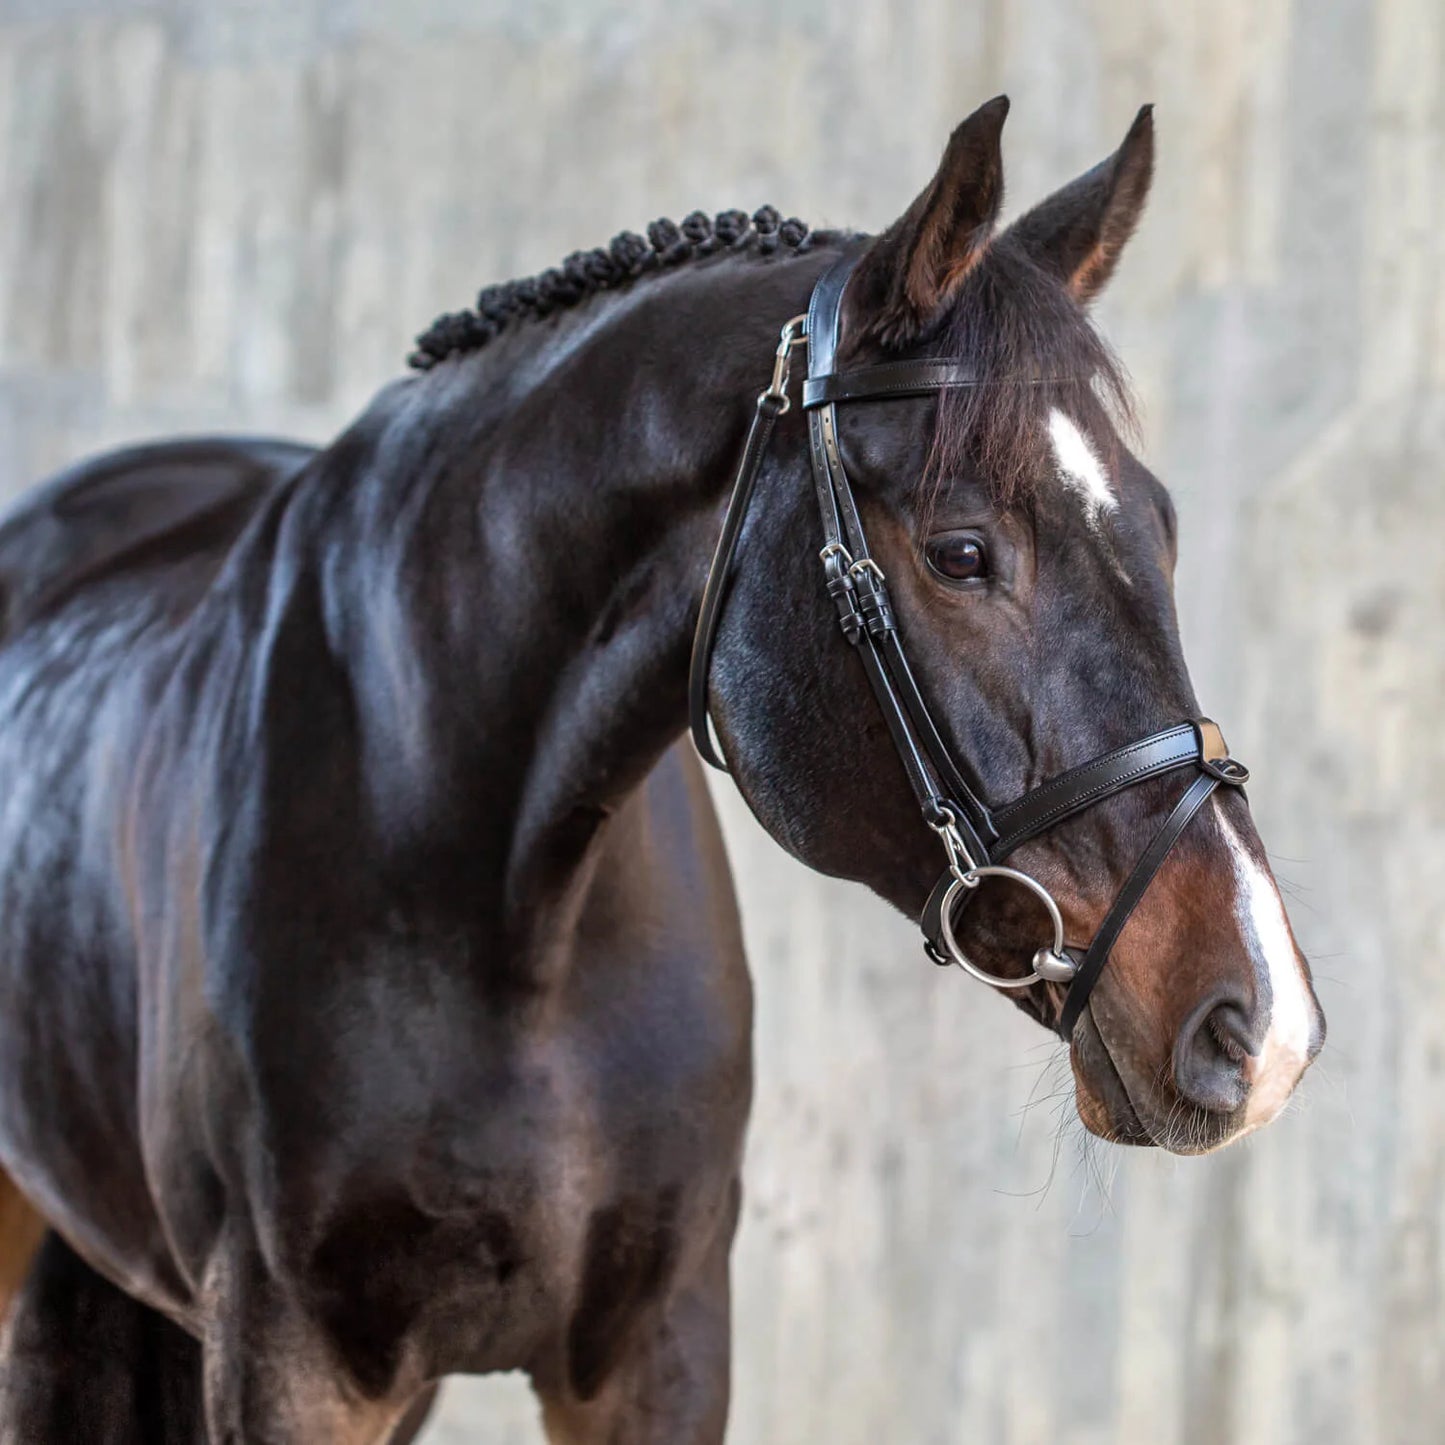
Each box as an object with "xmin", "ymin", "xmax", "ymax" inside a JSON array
[{"xmin": 1195, "ymin": 716, "xmax": 1229, "ymax": 764}]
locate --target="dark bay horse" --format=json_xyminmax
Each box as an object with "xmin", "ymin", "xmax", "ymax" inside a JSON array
[{"xmin": 0, "ymin": 99, "xmax": 1321, "ymax": 1442}]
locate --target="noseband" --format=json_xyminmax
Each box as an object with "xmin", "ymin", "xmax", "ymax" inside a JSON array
[{"xmin": 688, "ymin": 256, "xmax": 1249, "ymax": 1041}]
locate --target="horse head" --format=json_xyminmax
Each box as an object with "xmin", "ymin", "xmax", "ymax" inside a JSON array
[{"xmin": 705, "ymin": 98, "xmax": 1324, "ymax": 1154}]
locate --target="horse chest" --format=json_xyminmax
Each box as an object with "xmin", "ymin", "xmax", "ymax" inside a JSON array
[{"xmin": 211, "ymin": 900, "xmax": 751, "ymax": 1381}]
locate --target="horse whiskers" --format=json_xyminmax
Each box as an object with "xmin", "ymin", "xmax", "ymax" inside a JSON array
[
  {"xmin": 1011, "ymin": 1085, "xmax": 1073, "ymax": 1124},
  {"xmin": 1067, "ymin": 1129, "xmax": 1120, "ymax": 1237},
  {"xmin": 1011, "ymin": 1050, "xmax": 1071, "ymax": 1134},
  {"xmin": 993, "ymin": 1091, "xmax": 1074, "ymax": 1206},
  {"xmin": 1003, "ymin": 1038, "xmax": 1071, "ymax": 1070}
]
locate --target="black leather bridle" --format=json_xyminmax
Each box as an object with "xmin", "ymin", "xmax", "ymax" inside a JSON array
[{"xmin": 689, "ymin": 256, "xmax": 1249, "ymax": 1040}]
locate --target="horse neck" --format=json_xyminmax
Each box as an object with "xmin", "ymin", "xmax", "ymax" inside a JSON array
[{"xmin": 317, "ymin": 247, "xmax": 834, "ymax": 958}]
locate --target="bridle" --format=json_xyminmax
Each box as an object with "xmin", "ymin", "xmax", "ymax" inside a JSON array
[{"xmin": 688, "ymin": 255, "xmax": 1249, "ymax": 1040}]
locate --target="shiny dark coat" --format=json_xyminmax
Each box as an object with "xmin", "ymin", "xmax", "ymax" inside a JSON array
[
  {"xmin": 0, "ymin": 97, "xmax": 1321, "ymax": 1444},
  {"xmin": 0, "ymin": 387, "xmax": 757, "ymax": 1441}
]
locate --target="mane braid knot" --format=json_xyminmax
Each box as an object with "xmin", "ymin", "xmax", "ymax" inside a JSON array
[{"xmin": 408, "ymin": 205, "xmax": 814, "ymax": 369}]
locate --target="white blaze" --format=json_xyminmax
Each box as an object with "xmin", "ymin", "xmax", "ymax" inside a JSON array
[
  {"xmin": 1214, "ymin": 802, "xmax": 1315, "ymax": 1127},
  {"xmin": 1047, "ymin": 408, "xmax": 1116, "ymax": 526}
]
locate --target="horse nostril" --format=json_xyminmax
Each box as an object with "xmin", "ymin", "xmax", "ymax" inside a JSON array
[{"xmin": 1173, "ymin": 991, "xmax": 1262, "ymax": 1116}]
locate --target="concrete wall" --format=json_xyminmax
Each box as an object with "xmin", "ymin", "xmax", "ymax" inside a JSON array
[{"xmin": 0, "ymin": 1, "xmax": 1441, "ymax": 1441}]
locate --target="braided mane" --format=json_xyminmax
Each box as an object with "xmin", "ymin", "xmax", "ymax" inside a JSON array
[
  {"xmin": 409, "ymin": 206, "xmax": 819, "ymax": 369},
  {"xmin": 406, "ymin": 205, "xmax": 1134, "ymax": 512}
]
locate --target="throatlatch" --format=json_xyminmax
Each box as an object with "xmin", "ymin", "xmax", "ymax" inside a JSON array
[{"xmin": 688, "ymin": 256, "xmax": 1249, "ymax": 1040}]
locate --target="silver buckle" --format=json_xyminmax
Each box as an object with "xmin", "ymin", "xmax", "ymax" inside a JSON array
[
  {"xmin": 762, "ymin": 314, "xmax": 808, "ymax": 413},
  {"xmin": 928, "ymin": 809, "xmax": 979, "ymax": 884}
]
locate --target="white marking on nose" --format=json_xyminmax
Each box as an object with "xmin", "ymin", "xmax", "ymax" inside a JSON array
[
  {"xmin": 1214, "ymin": 803, "xmax": 1314, "ymax": 1128},
  {"xmin": 1047, "ymin": 409, "xmax": 1116, "ymax": 527}
]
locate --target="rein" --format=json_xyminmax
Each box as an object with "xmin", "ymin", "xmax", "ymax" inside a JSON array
[{"xmin": 689, "ymin": 256, "xmax": 1248, "ymax": 1041}]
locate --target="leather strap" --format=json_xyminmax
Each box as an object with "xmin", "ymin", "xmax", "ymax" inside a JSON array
[
  {"xmin": 688, "ymin": 393, "xmax": 787, "ymax": 770},
  {"xmin": 875, "ymin": 626, "xmax": 996, "ymax": 846},
  {"xmin": 803, "ymin": 258, "xmax": 997, "ymax": 854},
  {"xmin": 1056, "ymin": 770, "xmax": 1221, "ymax": 1039},
  {"xmin": 803, "ymin": 256, "xmax": 849, "ymax": 377},
  {"xmin": 989, "ymin": 723, "xmax": 1202, "ymax": 860},
  {"xmin": 803, "ymin": 358, "xmax": 982, "ymax": 409}
]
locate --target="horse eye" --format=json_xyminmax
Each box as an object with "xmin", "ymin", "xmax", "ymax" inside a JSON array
[{"xmin": 925, "ymin": 532, "xmax": 989, "ymax": 583}]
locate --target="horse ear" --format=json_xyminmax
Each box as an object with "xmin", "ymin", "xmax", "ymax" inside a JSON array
[
  {"xmin": 1008, "ymin": 105, "xmax": 1155, "ymax": 304},
  {"xmin": 844, "ymin": 96, "xmax": 1009, "ymax": 351}
]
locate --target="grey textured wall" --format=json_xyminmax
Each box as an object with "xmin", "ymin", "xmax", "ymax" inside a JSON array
[{"xmin": 2, "ymin": 2, "xmax": 1442, "ymax": 1442}]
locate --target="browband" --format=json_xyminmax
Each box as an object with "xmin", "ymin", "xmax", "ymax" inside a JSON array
[{"xmin": 802, "ymin": 359, "xmax": 982, "ymax": 409}]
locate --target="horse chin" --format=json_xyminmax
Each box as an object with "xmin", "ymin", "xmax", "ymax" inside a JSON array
[
  {"xmin": 1069, "ymin": 1007, "xmax": 1156, "ymax": 1148},
  {"xmin": 1072, "ymin": 1005, "xmax": 1247, "ymax": 1156}
]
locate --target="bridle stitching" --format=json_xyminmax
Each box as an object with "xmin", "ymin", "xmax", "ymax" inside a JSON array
[
  {"xmin": 992, "ymin": 730, "xmax": 1190, "ymax": 824},
  {"xmin": 990, "ymin": 756, "xmax": 1193, "ymax": 859}
]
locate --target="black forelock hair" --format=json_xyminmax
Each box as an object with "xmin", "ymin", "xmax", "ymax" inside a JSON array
[
  {"xmin": 921, "ymin": 233, "xmax": 1137, "ymax": 505},
  {"xmin": 408, "ymin": 206, "xmax": 825, "ymax": 370}
]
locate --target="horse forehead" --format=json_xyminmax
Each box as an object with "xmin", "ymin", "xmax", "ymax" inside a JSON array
[{"xmin": 1046, "ymin": 407, "xmax": 1116, "ymax": 524}]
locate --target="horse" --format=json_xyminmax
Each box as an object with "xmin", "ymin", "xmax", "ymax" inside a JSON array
[{"xmin": 0, "ymin": 97, "xmax": 1323, "ymax": 1442}]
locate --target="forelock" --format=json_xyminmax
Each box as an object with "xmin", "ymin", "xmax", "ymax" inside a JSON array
[{"xmin": 925, "ymin": 235, "xmax": 1136, "ymax": 506}]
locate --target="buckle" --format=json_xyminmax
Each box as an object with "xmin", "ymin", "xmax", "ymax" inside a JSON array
[{"xmin": 1202, "ymin": 755, "xmax": 1250, "ymax": 785}]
